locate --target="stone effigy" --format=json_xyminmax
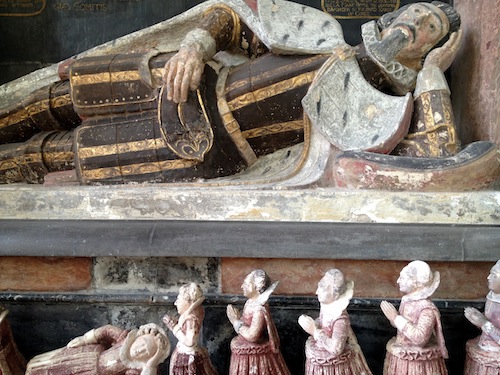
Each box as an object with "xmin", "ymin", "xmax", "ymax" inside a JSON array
[
  {"xmin": 298, "ymin": 269, "xmax": 373, "ymax": 375},
  {"xmin": 0, "ymin": 0, "xmax": 498, "ymax": 190},
  {"xmin": 463, "ymin": 260, "xmax": 500, "ymax": 375},
  {"xmin": 25, "ymin": 323, "xmax": 170, "ymax": 375},
  {"xmin": 163, "ymin": 283, "xmax": 218, "ymax": 375},
  {"xmin": 380, "ymin": 260, "xmax": 449, "ymax": 375}
]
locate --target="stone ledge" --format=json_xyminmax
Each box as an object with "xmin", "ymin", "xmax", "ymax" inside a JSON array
[
  {"xmin": 0, "ymin": 219, "xmax": 498, "ymax": 260},
  {"xmin": 0, "ymin": 185, "xmax": 498, "ymax": 224},
  {"xmin": 0, "ymin": 186, "xmax": 498, "ymax": 259}
]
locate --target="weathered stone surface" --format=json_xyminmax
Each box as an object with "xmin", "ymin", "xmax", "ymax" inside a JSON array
[
  {"xmin": 0, "ymin": 185, "xmax": 498, "ymax": 224},
  {"xmin": 93, "ymin": 257, "xmax": 220, "ymax": 293},
  {"xmin": 0, "ymin": 257, "xmax": 91, "ymax": 291},
  {"xmin": 221, "ymin": 258, "xmax": 493, "ymax": 299}
]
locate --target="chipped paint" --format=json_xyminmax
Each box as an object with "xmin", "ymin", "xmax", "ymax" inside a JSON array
[{"xmin": 0, "ymin": 185, "xmax": 498, "ymax": 225}]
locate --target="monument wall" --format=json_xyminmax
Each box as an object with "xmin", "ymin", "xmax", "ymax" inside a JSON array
[{"xmin": 0, "ymin": 0, "xmax": 498, "ymax": 374}]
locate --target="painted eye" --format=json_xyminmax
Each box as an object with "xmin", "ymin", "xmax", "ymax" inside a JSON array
[{"xmin": 429, "ymin": 23, "xmax": 436, "ymax": 31}]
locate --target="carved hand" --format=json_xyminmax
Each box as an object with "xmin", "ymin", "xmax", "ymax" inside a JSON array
[
  {"xmin": 226, "ymin": 304, "xmax": 241, "ymax": 324},
  {"xmin": 424, "ymin": 29, "xmax": 463, "ymax": 72},
  {"xmin": 381, "ymin": 300, "xmax": 398, "ymax": 325},
  {"xmin": 163, "ymin": 45, "xmax": 205, "ymax": 103},
  {"xmin": 67, "ymin": 328, "xmax": 97, "ymax": 348},
  {"xmin": 67, "ymin": 335, "xmax": 86, "ymax": 348},
  {"xmin": 464, "ymin": 307, "xmax": 487, "ymax": 328},
  {"xmin": 298, "ymin": 314, "xmax": 316, "ymax": 336},
  {"xmin": 162, "ymin": 314, "xmax": 177, "ymax": 331}
]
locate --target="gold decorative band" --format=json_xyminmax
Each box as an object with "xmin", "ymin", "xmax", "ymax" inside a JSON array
[
  {"xmin": 227, "ymin": 71, "xmax": 316, "ymax": 111},
  {"xmin": 0, "ymin": 94, "xmax": 72, "ymax": 130},
  {"xmin": 216, "ymin": 67, "xmax": 257, "ymax": 166},
  {"xmin": 71, "ymin": 68, "xmax": 164, "ymax": 86},
  {"xmin": 241, "ymin": 120, "xmax": 304, "ymax": 139},
  {"xmin": 79, "ymin": 159, "xmax": 199, "ymax": 180},
  {"xmin": 78, "ymin": 138, "xmax": 166, "ymax": 159},
  {"xmin": 43, "ymin": 151, "xmax": 75, "ymax": 165}
]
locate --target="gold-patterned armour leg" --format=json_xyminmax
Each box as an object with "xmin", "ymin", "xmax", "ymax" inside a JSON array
[
  {"xmin": 0, "ymin": 131, "xmax": 75, "ymax": 184},
  {"xmin": 0, "ymin": 81, "xmax": 80, "ymax": 145}
]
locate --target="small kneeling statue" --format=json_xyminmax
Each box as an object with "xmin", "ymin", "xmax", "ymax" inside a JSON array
[
  {"xmin": 381, "ymin": 260, "xmax": 448, "ymax": 375},
  {"xmin": 298, "ymin": 269, "xmax": 373, "ymax": 375},
  {"xmin": 163, "ymin": 282, "xmax": 218, "ymax": 375},
  {"xmin": 226, "ymin": 269, "xmax": 291, "ymax": 375},
  {"xmin": 464, "ymin": 260, "xmax": 500, "ymax": 375}
]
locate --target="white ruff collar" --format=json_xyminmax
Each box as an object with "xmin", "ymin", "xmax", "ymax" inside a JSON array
[{"xmin": 487, "ymin": 291, "xmax": 500, "ymax": 303}]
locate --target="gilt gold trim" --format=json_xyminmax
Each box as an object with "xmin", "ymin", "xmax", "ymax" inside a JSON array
[
  {"xmin": 80, "ymin": 159, "xmax": 199, "ymax": 180},
  {"xmin": 0, "ymin": 94, "xmax": 73, "ymax": 130},
  {"xmin": 227, "ymin": 71, "xmax": 316, "ymax": 111},
  {"xmin": 242, "ymin": 121, "xmax": 304, "ymax": 139},
  {"xmin": 71, "ymin": 68, "xmax": 166, "ymax": 87},
  {"xmin": 225, "ymin": 55, "xmax": 324, "ymax": 95},
  {"xmin": 71, "ymin": 71, "xmax": 142, "ymax": 86},
  {"xmin": 78, "ymin": 138, "xmax": 166, "ymax": 159},
  {"xmin": 50, "ymin": 94, "xmax": 73, "ymax": 108},
  {"xmin": 22, "ymin": 153, "xmax": 43, "ymax": 163},
  {"xmin": 216, "ymin": 67, "xmax": 257, "ymax": 166},
  {"xmin": 0, "ymin": 110, "xmax": 30, "ymax": 130},
  {"xmin": 0, "ymin": 159, "xmax": 19, "ymax": 171},
  {"xmin": 43, "ymin": 151, "xmax": 75, "ymax": 165}
]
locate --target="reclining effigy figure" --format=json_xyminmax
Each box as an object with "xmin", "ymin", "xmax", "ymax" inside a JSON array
[
  {"xmin": 25, "ymin": 323, "xmax": 170, "ymax": 375},
  {"xmin": 0, "ymin": 0, "xmax": 498, "ymax": 189}
]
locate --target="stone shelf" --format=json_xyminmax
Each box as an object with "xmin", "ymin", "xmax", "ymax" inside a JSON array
[{"xmin": 0, "ymin": 185, "xmax": 498, "ymax": 260}]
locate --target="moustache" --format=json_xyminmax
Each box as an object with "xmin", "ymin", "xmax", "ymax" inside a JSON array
[{"xmin": 391, "ymin": 23, "xmax": 417, "ymax": 43}]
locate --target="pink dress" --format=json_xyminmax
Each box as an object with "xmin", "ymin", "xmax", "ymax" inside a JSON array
[
  {"xmin": 464, "ymin": 292, "xmax": 500, "ymax": 375},
  {"xmin": 170, "ymin": 307, "xmax": 218, "ymax": 375},
  {"xmin": 229, "ymin": 300, "xmax": 290, "ymax": 375},
  {"xmin": 305, "ymin": 311, "xmax": 372, "ymax": 375},
  {"xmin": 383, "ymin": 299, "xmax": 448, "ymax": 375}
]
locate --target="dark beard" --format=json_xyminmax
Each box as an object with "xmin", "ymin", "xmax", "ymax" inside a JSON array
[{"xmin": 369, "ymin": 28, "xmax": 410, "ymax": 65}]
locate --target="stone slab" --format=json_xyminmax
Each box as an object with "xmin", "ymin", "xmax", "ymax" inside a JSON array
[{"xmin": 0, "ymin": 186, "xmax": 498, "ymax": 260}]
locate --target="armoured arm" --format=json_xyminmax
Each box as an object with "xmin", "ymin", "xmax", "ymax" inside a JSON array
[
  {"xmin": 393, "ymin": 30, "xmax": 462, "ymax": 157},
  {"xmin": 163, "ymin": 5, "xmax": 242, "ymax": 103}
]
